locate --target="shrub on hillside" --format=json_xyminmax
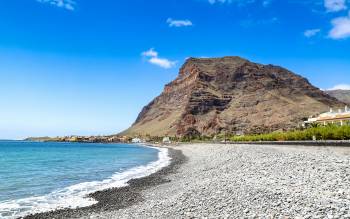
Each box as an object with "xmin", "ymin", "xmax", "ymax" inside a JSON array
[{"xmin": 229, "ymin": 125, "xmax": 350, "ymax": 142}]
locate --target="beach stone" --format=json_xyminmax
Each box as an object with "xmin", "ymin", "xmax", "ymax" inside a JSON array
[{"xmin": 28, "ymin": 144, "xmax": 350, "ymax": 219}]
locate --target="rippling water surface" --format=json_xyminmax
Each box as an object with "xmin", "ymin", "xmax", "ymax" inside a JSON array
[{"xmin": 0, "ymin": 140, "xmax": 168, "ymax": 218}]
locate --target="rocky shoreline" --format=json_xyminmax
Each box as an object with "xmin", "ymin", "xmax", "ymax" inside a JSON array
[
  {"xmin": 89, "ymin": 144, "xmax": 350, "ymax": 219},
  {"xmin": 25, "ymin": 143, "xmax": 350, "ymax": 219},
  {"xmin": 23, "ymin": 148, "xmax": 187, "ymax": 219}
]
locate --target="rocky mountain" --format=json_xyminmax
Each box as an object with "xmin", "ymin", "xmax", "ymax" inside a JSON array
[
  {"xmin": 123, "ymin": 57, "xmax": 344, "ymax": 137},
  {"xmin": 326, "ymin": 90, "xmax": 350, "ymax": 105}
]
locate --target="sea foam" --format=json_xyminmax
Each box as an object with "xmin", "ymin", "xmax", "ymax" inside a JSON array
[{"xmin": 0, "ymin": 146, "xmax": 170, "ymax": 219}]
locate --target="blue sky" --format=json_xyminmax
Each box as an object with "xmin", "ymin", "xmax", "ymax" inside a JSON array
[{"xmin": 1, "ymin": 0, "xmax": 350, "ymax": 139}]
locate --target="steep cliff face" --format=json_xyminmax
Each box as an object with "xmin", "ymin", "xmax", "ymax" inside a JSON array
[
  {"xmin": 326, "ymin": 90, "xmax": 350, "ymax": 105},
  {"xmin": 124, "ymin": 57, "xmax": 344, "ymax": 137}
]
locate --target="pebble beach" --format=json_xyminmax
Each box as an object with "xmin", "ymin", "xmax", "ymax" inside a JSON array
[
  {"xmin": 28, "ymin": 143, "xmax": 350, "ymax": 218},
  {"xmin": 90, "ymin": 143, "xmax": 350, "ymax": 219}
]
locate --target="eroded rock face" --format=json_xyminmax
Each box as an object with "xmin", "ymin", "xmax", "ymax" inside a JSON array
[{"xmin": 124, "ymin": 57, "xmax": 344, "ymax": 137}]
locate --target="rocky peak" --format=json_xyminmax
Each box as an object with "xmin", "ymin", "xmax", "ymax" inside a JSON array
[{"xmin": 123, "ymin": 56, "xmax": 344, "ymax": 137}]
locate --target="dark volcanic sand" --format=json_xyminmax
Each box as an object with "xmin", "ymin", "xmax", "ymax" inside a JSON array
[{"xmin": 23, "ymin": 148, "xmax": 186, "ymax": 219}]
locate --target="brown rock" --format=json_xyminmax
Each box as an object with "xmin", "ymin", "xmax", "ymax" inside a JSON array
[{"xmin": 123, "ymin": 56, "xmax": 344, "ymax": 137}]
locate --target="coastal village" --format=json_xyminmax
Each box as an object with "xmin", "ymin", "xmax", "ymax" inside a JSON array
[{"xmin": 27, "ymin": 133, "xmax": 173, "ymax": 144}]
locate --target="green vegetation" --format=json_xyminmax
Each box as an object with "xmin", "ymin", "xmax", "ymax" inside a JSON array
[
  {"xmin": 166, "ymin": 125, "xmax": 350, "ymax": 143},
  {"xmin": 26, "ymin": 124, "xmax": 350, "ymax": 144},
  {"xmin": 229, "ymin": 124, "xmax": 350, "ymax": 142},
  {"xmin": 179, "ymin": 135, "xmax": 213, "ymax": 143}
]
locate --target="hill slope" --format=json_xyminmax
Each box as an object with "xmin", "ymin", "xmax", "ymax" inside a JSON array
[
  {"xmin": 124, "ymin": 57, "xmax": 344, "ymax": 137},
  {"xmin": 326, "ymin": 90, "xmax": 350, "ymax": 105}
]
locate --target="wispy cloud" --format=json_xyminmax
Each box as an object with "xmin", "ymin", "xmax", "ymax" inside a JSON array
[
  {"xmin": 167, "ymin": 18, "xmax": 193, "ymax": 27},
  {"xmin": 304, "ymin": 28, "xmax": 321, "ymax": 37},
  {"xmin": 36, "ymin": 0, "xmax": 76, "ymax": 11},
  {"xmin": 142, "ymin": 48, "xmax": 158, "ymax": 57},
  {"xmin": 324, "ymin": 0, "xmax": 347, "ymax": 12},
  {"xmin": 207, "ymin": 0, "xmax": 273, "ymax": 7},
  {"xmin": 141, "ymin": 48, "xmax": 177, "ymax": 69},
  {"xmin": 207, "ymin": 0, "xmax": 256, "ymax": 5},
  {"xmin": 328, "ymin": 84, "xmax": 350, "ymax": 90},
  {"xmin": 208, "ymin": 0, "xmax": 230, "ymax": 4},
  {"xmin": 329, "ymin": 12, "xmax": 350, "ymax": 39}
]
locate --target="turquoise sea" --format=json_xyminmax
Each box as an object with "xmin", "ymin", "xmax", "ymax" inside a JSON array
[{"xmin": 0, "ymin": 140, "xmax": 170, "ymax": 218}]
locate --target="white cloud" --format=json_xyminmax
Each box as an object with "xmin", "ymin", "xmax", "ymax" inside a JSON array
[
  {"xmin": 304, "ymin": 28, "xmax": 321, "ymax": 37},
  {"xmin": 141, "ymin": 48, "xmax": 158, "ymax": 57},
  {"xmin": 167, "ymin": 18, "xmax": 193, "ymax": 27},
  {"xmin": 141, "ymin": 48, "xmax": 176, "ymax": 69},
  {"xmin": 329, "ymin": 12, "xmax": 350, "ymax": 39},
  {"xmin": 37, "ymin": 0, "xmax": 76, "ymax": 10},
  {"xmin": 207, "ymin": 0, "xmax": 255, "ymax": 5},
  {"xmin": 324, "ymin": 0, "xmax": 347, "ymax": 12},
  {"xmin": 328, "ymin": 84, "xmax": 350, "ymax": 90},
  {"xmin": 148, "ymin": 57, "xmax": 177, "ymax": 69}
]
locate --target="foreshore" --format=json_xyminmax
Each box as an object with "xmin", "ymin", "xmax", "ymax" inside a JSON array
[
  {"xmin": 26, "ymin": 143, "xmax": 350, "ymax": 219},
  {"xmin": 24, "ymin": 148, "xmax": 186, "ymax": 219}
]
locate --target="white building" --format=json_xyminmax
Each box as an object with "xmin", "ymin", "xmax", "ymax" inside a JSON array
[
  {"xmin": 304, "ymin": 106, "xmax": 350, "ymax": 126},
  {"xmin": 132, "ymin": 138, "xmax": 142, "ymax": 143},
  {"xmin": 162, "ymin": 137, "xmax": 171, "ymax": 144}
]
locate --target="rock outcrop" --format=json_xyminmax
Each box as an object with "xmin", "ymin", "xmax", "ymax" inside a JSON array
[{"xmin": 124, "ymin": 57, "xmax": 344, "ymax": 137}]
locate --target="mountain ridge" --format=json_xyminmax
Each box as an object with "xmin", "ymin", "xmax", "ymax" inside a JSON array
[
  {"xmin": 123, "ymin": 56, "xmax": 344, "ymax": 137},
  {"xmin": 326, "ymin": 90, "xmax": 350, "ymax": 105}
]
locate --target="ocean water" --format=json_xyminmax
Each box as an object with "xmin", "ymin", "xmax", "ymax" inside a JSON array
[{"xmin": 0, "ymin": 140, "xmax": 170, "ymax": 218}]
